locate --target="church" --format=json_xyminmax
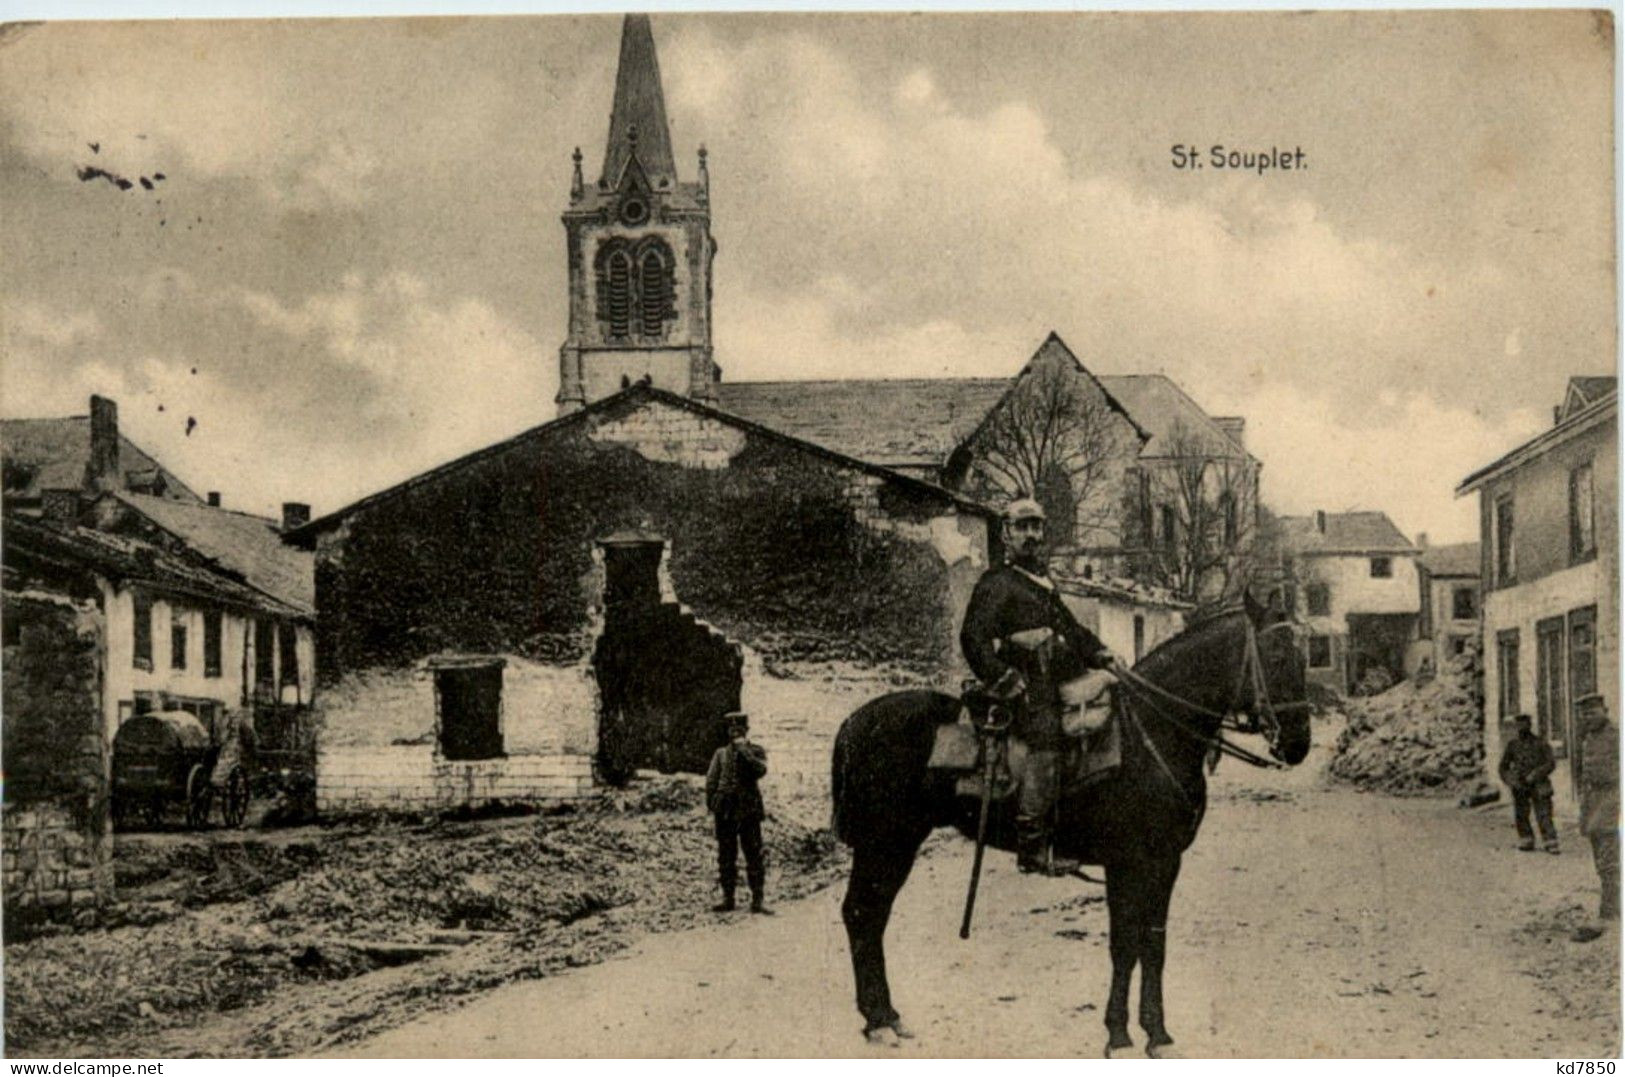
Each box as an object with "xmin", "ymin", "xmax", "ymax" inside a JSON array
[{"xmin": 290, "ymin": 15, "xmax": 1253, "ymax": 811}]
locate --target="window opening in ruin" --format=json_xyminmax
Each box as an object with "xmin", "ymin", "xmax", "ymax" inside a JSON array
[
  {"xmin": 204, "ymin": 610, "xmax": 222, "ymax": 677},
  {"xmin": 133, "ymin": 592, "xmax": 153, "ymax": 670},
  {"xmin": 1305, "ymin": 584, "xmax": 1330, "ymax": 617},
  {"xmin": 433, "ymin": 658, "xmax": 505, "ymax": 761}
]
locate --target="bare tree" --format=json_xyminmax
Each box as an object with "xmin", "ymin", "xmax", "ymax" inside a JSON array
[
  {"xmin": 957, "ymin": 359, "xmax": 1133, "ymax": 551},
  {"xmin": 1136, "ymin": 421, "xmax": 1260, "ymax": 605}
]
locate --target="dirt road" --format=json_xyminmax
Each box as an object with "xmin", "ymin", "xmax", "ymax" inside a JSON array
[{"xmin": 350, "ymin": 734, "xmax": 1619, "ymax": 1059}]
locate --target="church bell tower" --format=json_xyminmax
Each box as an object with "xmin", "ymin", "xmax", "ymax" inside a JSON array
[{"xmin": 557, "ymin": 14, "xmax": 718, "ymax": 415}]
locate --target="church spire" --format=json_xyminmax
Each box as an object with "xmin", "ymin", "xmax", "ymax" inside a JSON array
[{"xmin": 600, "ymin": 14, "xmax": 676, "ymax": 189}]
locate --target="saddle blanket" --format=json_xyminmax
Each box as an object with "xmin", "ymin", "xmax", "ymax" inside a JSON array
[{"xmin": 926, "ymin": 700, "xmax": 1123, "ymax": 799}]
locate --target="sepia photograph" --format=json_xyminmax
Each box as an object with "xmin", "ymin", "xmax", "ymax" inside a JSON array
[{"xmin": 0, "ymin": 6, "xmax": 1618, "ymax": 1060}]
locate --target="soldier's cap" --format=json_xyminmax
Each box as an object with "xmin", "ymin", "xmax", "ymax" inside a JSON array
[
  {"xmin": 725, "ymin": 711, "xmax": 750, "ymax": 729},
  {"xmin": 1005, "ymin": 497, "xmax": 1046, "ymax": 523},
  {"xmin": 1513, "ymin": 713, "xmax": 1533, "ymax": 727},
  {"xmin": 1577, "ymin": 694, "xmax": 1609, "ymax": 712}
]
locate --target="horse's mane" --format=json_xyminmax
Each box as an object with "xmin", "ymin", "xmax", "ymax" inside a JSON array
[{"xmin": 1133, "ymin": 603, "xmax": 1247, "ymax": 674}]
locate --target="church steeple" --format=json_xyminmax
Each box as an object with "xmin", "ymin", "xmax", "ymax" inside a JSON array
[
  {"xmin": 600, "ymin": 14, "xmax": 676, "ymax": 190},
  {"xmin": 557, "ymin": 14, "xmax": 718, "ymax": 416}
]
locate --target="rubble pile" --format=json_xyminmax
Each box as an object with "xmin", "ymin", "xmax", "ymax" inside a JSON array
[
  {"xmin": 1329, "ymin": 649, "xmax": 1484, "ymax": 796},
  {"xmin": 5, "ymin": 777, "xmax": 848, "ymax": 1056}
]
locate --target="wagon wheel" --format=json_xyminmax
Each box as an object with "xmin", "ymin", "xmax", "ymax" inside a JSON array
[
  {"xmin": 185, "ymin": 764, "xmax": 213, "ymax": 830},
  {"xmin": 221, "ymin": 766, "xmax": 249, "ymax": 829}
]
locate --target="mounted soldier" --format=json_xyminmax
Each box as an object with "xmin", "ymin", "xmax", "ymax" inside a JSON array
[{"xmin": 959, "ymin": 496, "xmax": 1117, "ymax": 876}]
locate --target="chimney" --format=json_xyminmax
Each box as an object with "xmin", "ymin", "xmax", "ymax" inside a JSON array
[
  {"xmin": 281, "ymin": 502, "xmax": 311, "ymax": 531},
  {"xmin": 87, "ymin": 395, "xmax": 120, "ymax": 492},
  {"xmin": 1415, "ymin": 532, "xmax": 1429, "ymax": 550},
  {"xmin": 207, "ymin": 492, "xmax": 221, "ymax": 507},
  {"xmin": 1314, "ymin": 510, "xmax": 1327, "ymax": 534},
  {"xmin": 41, "ymin": 488, "xmax": 81, "ymax": 526}
]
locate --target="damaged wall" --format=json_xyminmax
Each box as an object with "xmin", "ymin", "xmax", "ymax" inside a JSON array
[
  {"xmin": 2, "ymin": 592, "xmax": 113, "ymax": 914},
  {"xmin": 306, "ymin": 393, "xmax": 991, "ymax": 808}
]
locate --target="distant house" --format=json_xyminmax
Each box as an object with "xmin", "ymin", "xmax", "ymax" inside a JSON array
[
  {"xmin": 1457, "ymin": 376, "xmax": 1617, "ymax": 796},
  {"xmin": 1413, "ymin": 539, "xmax": 1481, "ymax": 672},
  {"xmin": 1278, "ymin": 510, "xmax": 1421, "ymax": 693},
  {"xmin": 2, "ymin": 396, "xmax": 315, "ymax": 751}
]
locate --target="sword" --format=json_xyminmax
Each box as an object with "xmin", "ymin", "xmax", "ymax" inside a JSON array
[{"xmin": 960, "ymin": 695, "xmax": 1012, "ymax": 940}]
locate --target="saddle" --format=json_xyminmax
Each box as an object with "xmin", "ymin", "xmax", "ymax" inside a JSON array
[{"xmin": 927, "ymin": 672, "xmax": 1123, "ymax": 799}]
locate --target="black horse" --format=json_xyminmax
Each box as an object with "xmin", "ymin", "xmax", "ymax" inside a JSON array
[{"xmin": 829, "ymin": 591, "xmax": 1310, "ymax": 1055}]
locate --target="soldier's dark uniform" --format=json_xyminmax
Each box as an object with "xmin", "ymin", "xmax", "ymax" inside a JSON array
[
  {"xmin": 960, "ymin": 560, "xmax": 1112, "ymax": 872},
  {"xmin": 1499, "ymin": 716, "xmax": 1559, "ymax": 852},
  {"xmin": 1577, "ymin": 696, "xmax": 1619, "ymax": 920},
  {"xmin": 705, "ymin": 713, "xmax": 771, "ymax": 914}
]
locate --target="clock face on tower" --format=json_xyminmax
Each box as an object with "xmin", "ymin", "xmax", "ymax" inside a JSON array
[{"xmin": 619, "ymin": 197, "xmax": 649, "ymax": 226}]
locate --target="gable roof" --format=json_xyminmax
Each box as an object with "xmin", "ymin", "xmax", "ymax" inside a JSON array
[
  {"xmin": 3, "ymin": 513, "xmax": 306, "ymax": 619},
  {"xmin": 716, "ymin": 336, "xmax": 1249, "ymax": 472},
  {"xmin": 1, "ymin": 416, "xmax": 203, "ymax": 505},
  {"xmin": 289, "ymin": 383, "xmax": 998, "ymax": 542},
  {"xmin": 716, "ymin": 378, "xmax": 1010, "ymax": 470},
  {"xmin": 1419, "ymin": 541, "xmax": 1480, "ymax": 578},
  {"xmin": 1278, "ymin": 511, "xmax": 1418, "ymax": 556},
  {"xmin": 110, "ymin": 491, "xmax": 314, "ymax": 615},
  {"xmin": 1097, "ymin": 375, "xmax": 1251, "ymax": 460},
  {"xmin": 1458, "ymin": 384, "xmax": 1616, "ymax": 495}
]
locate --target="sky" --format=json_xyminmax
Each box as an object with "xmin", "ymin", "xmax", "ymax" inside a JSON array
[{"xmin": 0, "ymin": 10, "xmax": 1614, "ymax": 543}]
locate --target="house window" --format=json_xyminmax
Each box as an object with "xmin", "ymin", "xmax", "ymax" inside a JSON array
[
  {"xmin": 434, "ymin": 660, "xmax": 505, "ymax": 761},
  {"xmin": 1369, "ymin": 556, "xmax": 1392, "ymax": 578},
  {"xmin": 1452, "ymin": 587, "xmax": 1477, "ymax": 621},
  {"xmin": 1570, "ymin": 461, "xmax": 1596, "ymax": 563},
  {"xmin": 255, "ymin": 619, "xmax": 275, "ymax": 690},
  {"xmin": 1159, "ymin": 505, "xmax": 1177, "ymax": 548},
  {"xmin": 1569, "ymin": 605, "xmax": 1598, "ymax": 701},
  {"xmin": 1497, "ymin": 628, "xmax": 1521, "ymax": 719},
  {"xmin": 1449, "ymin": 635, "xmax": 1470, "ymax": 656},
  {"xmin": 171, "ymin": 619, "xmax": 187, "ymax": 671},
  {"xmin": 133, "ymin": 593, "xmax": 153, "ymax": 670},
  {"xmin": 203, "ymin": 611, "xmax": 222, "ymax": 678},
  {"xmin": 1306, "ymin": 583, "xmax": 1330, "ymax": 617},
  {"xmin": 1133, "ymin": 615, "xmax": 1146, "ymax": 662},
  {"xmin": 1308, "ymin": 635, "xmax": 1333, "ymax": 669},
  {"xmin": 1495, "ymin": 494, "xmax": 1516, "ymax": 586},
  {"xmin": 278, "ymin": 621, "xmax": 299, "ymax": 687}
]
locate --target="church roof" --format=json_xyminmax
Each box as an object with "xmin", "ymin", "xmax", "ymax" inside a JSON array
[
  {"xmin": 600, "ymin": 14, "xmax": 676, "ymax": 189},
  {"xmin": 1097, "ymin": 375, "xmax": 1250, "ymax": 460},
  {"xmin": 716, "ymin": 378, "xmax": 1010, "ymax": 470}
]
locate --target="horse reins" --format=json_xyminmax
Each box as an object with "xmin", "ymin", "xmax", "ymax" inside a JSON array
[{"xmin": 1111, "ymin": 618, "xmax": 1306, "ymax": 772}]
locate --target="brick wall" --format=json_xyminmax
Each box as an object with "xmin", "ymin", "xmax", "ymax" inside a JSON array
[{"xmin": 316, "ymin": 745, "xmax": 596, "ymax": 813}]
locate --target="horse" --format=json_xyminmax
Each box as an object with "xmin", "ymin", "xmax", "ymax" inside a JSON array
[{"xmin": 829, "ymin": 589, "xmax": 1310, "ymax": 1056}]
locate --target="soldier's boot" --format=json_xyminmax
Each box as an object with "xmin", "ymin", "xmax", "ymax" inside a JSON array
[
  {"xmin": 1017, "ymin": 817, "xmax": 1080, "ymax": 877},
  {"xmin": 1546, "ymin": 841, "xmax": 1562, "ymax": 855},
  {"xmin": 1517, "ymin": 839, "xmax": 1536, "ymax": 852},
  {"xmin": 712, "ymin": 887, "xmax": 736, "ymax": 913},
  {"xmin": 750, "ymin": 891, "xmax": 774, "ymax": 916}
]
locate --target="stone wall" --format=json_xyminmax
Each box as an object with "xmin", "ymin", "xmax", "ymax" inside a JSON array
[
  {"xmin": 316, "ymin": 745, "xmax": 595, "ymax": 813},
  {"xmin": 2, "ymin": 591, "xmax": 112, "ymax": 915}
]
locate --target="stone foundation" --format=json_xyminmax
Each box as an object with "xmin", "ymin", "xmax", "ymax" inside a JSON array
[{"xmin": 316, "ymin": 745, "xmax": 595, "ymax": 813}]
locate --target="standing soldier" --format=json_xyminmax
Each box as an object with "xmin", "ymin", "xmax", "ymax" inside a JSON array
[
  {"xmin": 1577, "ymin": 695, "xmax": 1619, "ymax": 921},
  {"xmin": 1498, "ymin": 714, "xmax": 1559, "ymax": 853},
  {"xmin": 705, "ymin": 712, "xmax": 772, "ymax": 915},
  {"xmin": 960, "ymin": 497, "xmax": 1116, "ymax": 876}
]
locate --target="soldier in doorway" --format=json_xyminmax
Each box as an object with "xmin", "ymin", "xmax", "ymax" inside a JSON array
[
  {"xmin": 705, "ymin": 711, "xmax": 772, "ymax": 914},
  {"xmin": 1498, "ymin": 713, "xmax": 1559, "ymax": 853},
  {"xmin": 960, "ymin": 496, "xmax": 1116, "ymax": 876}
]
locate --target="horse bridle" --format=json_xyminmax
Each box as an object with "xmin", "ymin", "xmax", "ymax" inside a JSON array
[{"xmin": 1113, "ymin": 616, "xmax": 1309, "ymax": 770}]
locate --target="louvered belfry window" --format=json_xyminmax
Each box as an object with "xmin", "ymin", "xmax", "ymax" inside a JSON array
[{"xmin": 597, "ymin": 238, "xmax": 674, "ymax": 342}]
